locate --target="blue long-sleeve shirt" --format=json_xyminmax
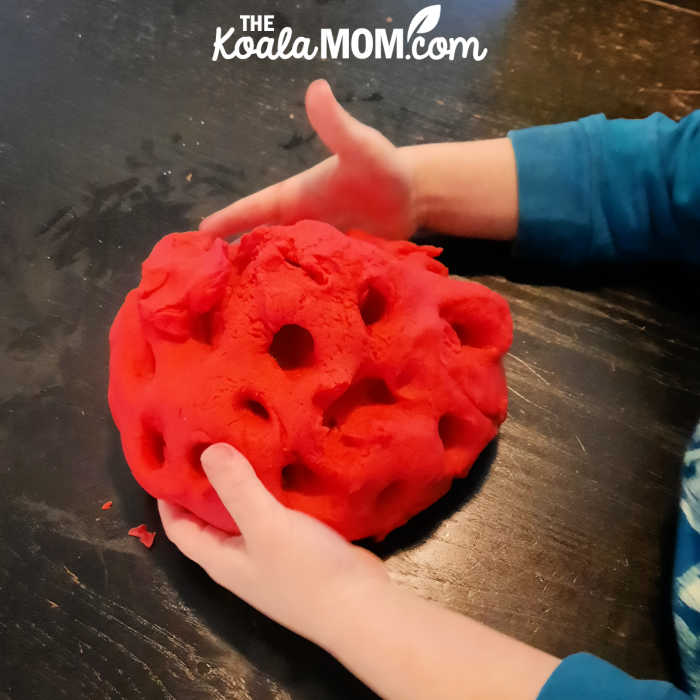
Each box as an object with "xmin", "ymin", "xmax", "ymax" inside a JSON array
[
  {"xmin": 510, "ymin": 111, "xmax": 699, "ymax": 265},
  {"xmin": 507, "ymin": 110, "xmax": 700, "ymax": 699}
]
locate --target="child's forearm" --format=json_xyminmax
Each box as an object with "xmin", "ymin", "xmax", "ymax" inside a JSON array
[
  {"xmin": 400, "ymin": 138, "xmax": 519, "ymax": 241},
  {"xmin": 318, "ymin": 578, "xmax": 559, "ymax": 700}
]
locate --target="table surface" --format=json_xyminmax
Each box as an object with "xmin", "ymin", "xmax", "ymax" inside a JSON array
[{"xmin": 2, "ymin": 0, "xmax": 700, "ymax": 697}]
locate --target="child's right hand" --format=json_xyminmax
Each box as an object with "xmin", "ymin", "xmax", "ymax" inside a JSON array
[
  {"xmin": 158, "ymin": 443, "xmax": 390, "ymax": 649},
  {"xmin": 199, "ymin": 79, "xmax": 421, "ymax": 241},
  {"xmin": 160, "ymin": 443, "xmax": 559, "ymax": 700}
]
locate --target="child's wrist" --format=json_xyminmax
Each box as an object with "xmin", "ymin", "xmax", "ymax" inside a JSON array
[
  {"xmin": 398, "ymin": 145, "xmax": 431, "ymax": 231},
  {"xmin": 398, "ymin": 139, "xmax": 519, "ymax": 240},
  {"xmin": 312, "ymin": 573, "xmax": 395, "ymax": 653}
]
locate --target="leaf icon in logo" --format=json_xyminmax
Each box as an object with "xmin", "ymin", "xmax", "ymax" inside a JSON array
[{"xmin": 407, "ymin": 5, "xmax": 442, "ymax": 41}]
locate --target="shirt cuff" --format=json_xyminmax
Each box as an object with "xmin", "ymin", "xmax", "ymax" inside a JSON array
[{"xmin": 538, "ymin": 653, "xmax": 687, "ymax": 700}]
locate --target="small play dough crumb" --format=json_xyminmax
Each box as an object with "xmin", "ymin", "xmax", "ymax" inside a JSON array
[
  {"xmin": 109, "ymin": 221, "xmax": 512, "ymax": 541},
  {"xmin": 128, "ymin": 524, "xmax": 156, "ymax": 548},
  {"xmin": 101, "ymin": 500, "xmax": 113, "ymax": 510}
]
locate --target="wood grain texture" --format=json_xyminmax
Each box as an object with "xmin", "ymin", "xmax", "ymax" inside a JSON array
[{"xmin": 1, "ymin": 0, "xmax": 699, "ymax": 697}]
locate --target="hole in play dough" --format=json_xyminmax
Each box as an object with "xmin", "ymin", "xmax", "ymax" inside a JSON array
[
  {"xmin": 269, "ymin": 324, "xmax": 315, "ymax": 370},
  {"xmin": 281, "ymin": 461, "xmax": 322, "ymax": 494},
  {"xmin": 142, "ymin": 341, "xmax": 156, "ymax": 377},
  {"xmin": 131, "ymin": 337, "xmax": 155, "ymax": 380},
  {"xmin": 322, "ymin": 377, "xmax": 396, "ymax": 429},
  {"xmin": 192, "ymin": 310, "xmax": 216, "ymax": 345},
  {"xmin": 242, "ymin": 397, "xmax": 270, "ymax": 420},
  {"xmin": 440, "ymin": 302, "xmax": 498, "ymax": 350},
  {"xmin": 359, "ymin": 284, "xmax": 387, "ymax": 326},
  {"xmin": 376, "ymin": 481, "xmax": 402, "ymax": 509},
  {"xmin": 438, "ymin": 414, "xmax": 468, "ymax": 450},
  {"xmin": 449, "ymin": 322, "xmax": 472, "ymax": 347},
  {"xmin": 142, "ymin": 424, "xmax": 166, "ymax": 470},
  {"xmin": 188, "ymin": 442, "xmax": 211, "ymax": 474},
  {"xmin": 282, "ymin": 255, "xmax": 327, "ymax": 285},
  {"xmin": 283, "ymin": 257, "xmax": 302, "ymax": 270}
]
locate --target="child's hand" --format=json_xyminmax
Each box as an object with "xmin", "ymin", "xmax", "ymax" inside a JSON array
[
  {"xmin": 199, "ymin": 79, "xmax": 419, "ymax": 240},
  {"xmin": 158, "ymin": 443, "xmax": 390, "ymax": 647},
  {"xmin": 160, "ymin": 443, "xmax": 559, "ymax": 700}
]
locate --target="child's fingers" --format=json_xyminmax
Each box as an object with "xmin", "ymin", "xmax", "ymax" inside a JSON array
[
  {"xmin": 158, "ymin": 500, "xmax": 253, "ymax": 592},
  {"xmin": 305, "ymin": 79, "xmax": 382, "ymax": 160},
  {"xmin": 199, "ymin": 179, "xmax": 292, "ymax": 236},
  {"xmin": 157, "ymin": 499, "xmax": 246, "ymax": 573},
  {"xmin": 201, "ymin": 443, "xmax": 283, "ymax": 538},
  {"xmin": 200, "ymin": 158, "xmax": 338, "ymax": 237}
]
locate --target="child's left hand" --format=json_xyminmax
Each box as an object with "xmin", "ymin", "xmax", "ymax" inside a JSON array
[
  {"xmin": 158, "ymin": 443, "xmax": 390, "ymax": 647},
  {"xmin": 199, "ymin": 79, "xmax": 420, "ymax": 241}
]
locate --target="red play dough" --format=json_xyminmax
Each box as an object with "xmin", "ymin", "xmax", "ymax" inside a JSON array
[
  {"xmin": 109, "ymin": 221, "xmax": 512, "ymax": 541},
  {"xmin": 128, "ymin": 524, "xmax": 156, "ymax": 548}
]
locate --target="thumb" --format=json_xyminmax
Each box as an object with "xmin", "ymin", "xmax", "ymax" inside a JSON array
[
  {"xmin": 305, "ymin": 79, "xmax": 388, "ymax": 159},
  {"xmin": 201, "ymin": 443, "xmax": 281, "ymax": 534}
]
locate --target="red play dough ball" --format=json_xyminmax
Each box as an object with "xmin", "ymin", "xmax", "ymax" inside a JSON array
[{"xmin": 108, "ymin": 221, "xmax": 512, "ymax": 541}]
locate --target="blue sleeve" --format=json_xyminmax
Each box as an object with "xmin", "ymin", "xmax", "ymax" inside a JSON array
[
  {"xmin": 538, "ymin": 653, "xmax": 688, "ymax": 700},
  {"xmin": 508, "ymin": 111, "xmax": 700, "ymax": 265}
]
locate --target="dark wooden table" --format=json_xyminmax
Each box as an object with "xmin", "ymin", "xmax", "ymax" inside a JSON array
[{"xmin": 2, "ymin": 1, "xmax": 699, "ymax": 697}]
